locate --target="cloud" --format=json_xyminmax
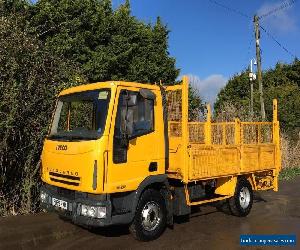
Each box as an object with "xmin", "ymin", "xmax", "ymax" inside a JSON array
[
  {"xmin": 257, "ymin": 1, "xmax": 297, "ymax": 33},
  {"xmin": 188, "ymin": 74, "xmax": 227, "ymax": 105}
]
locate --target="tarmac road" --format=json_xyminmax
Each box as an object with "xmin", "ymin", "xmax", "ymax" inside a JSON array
[{"xmin": 1, "ymin": 177, "xmax": 299, "ymax": 250}]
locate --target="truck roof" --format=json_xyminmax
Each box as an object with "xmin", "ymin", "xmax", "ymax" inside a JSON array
[{"xmin": 59, "ymin": 81, "xmax": 161, "ymax": 96}]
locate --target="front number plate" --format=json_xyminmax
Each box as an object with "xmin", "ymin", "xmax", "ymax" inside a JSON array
[{"xmin": 52, "ymin": 197, "xmax": 68, "ymax": 210}]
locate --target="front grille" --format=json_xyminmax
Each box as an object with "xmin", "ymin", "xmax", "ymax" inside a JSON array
[
  {"xmin": 57, "ymin": 187, "xmax": 75, "ymax": 200},
  {"xmin": 49, "ymin": 172, "xmax": 80, "ymax": 181},
  {"xmin": 50, "ymin": 178, "xmax": 80, "ymax": 186},
  {"xmin": 49, "ymin": 171, "xmax": 81, "ymax": 186}
]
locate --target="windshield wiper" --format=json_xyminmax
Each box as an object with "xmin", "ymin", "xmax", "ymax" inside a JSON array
[
  {"xmin": 47, "ymin": 135, "xmax": 72, "ymax": 141},
  {"xmin": 47, "ymin": 134, "xmax": 97, "ymax": 141}
]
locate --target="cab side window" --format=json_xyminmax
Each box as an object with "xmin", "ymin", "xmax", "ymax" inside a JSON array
[
  {"xmin": 113, "ymin": 90, "xmax": 154, "ymax": 164},
  {"xmin": 131, "ymin": 93, "xmax": 154, "ymax": 137},
  {"xmin": 115, "ymin": 90, "xmax": 154, "ymax": 139}
]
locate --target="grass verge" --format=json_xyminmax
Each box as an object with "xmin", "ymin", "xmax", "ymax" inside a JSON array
[{"xmin": 279, "ymin": 167, "xmax": 300, "ymax": 181}]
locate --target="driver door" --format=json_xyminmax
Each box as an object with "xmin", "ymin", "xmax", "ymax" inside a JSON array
[{"xmin": 106, "ymin": 86, "xmax": 160, "ymax": 193}]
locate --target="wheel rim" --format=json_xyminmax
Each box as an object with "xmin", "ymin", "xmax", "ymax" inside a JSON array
[
  {"xmin": 239, "ymin": 187, "xmax": 250, "ymax": 209},
  {"xmin": 141, "ymin": 201, "xmax": 161, "ymax": 231}
]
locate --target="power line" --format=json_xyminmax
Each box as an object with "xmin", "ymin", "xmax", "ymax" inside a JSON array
[
  {"xmin": 242, "ymin": 22, "xmax": 255, "ymax": 70},
  {"xmin": 208, "ymin": 0, "xmax": 251, "ymax": 19},
  {"xmin": 207, "ymin": 0, "xmax": 297, "ymax": 60},
  {"xmin": 259, "ymin": 0, "xmax": 296, "ymax": 19},
  {"xmin": 259, "ymin": 24, "xmax": 297, "ymax": 58}
]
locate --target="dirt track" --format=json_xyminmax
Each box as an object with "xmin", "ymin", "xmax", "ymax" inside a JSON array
[{"xmin": 1, "ymin": 177, "xmax": 299, "ymax": 250}]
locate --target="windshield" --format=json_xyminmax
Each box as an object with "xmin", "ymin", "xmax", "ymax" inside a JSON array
[{"xmin": 48, "ymin": 89, "xmax": 111, "ymax": 141}]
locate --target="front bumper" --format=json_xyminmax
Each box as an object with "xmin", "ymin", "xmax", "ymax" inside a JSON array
[{"xmin": 40, "ymin": 184, "xmax": 132, "ymax": 227}]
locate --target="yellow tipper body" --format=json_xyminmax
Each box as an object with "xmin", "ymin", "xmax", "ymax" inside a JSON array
[{"xmin": 166, "ymin": 77, "xmax": 281, "ymax": 201}]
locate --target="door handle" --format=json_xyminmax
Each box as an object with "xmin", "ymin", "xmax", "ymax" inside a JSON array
[{"xmin": 149, "ymin": 162, "xmax": 158, "ymax": 172}]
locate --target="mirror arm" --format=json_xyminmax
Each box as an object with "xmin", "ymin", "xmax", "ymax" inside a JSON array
[
  {"xmin": 121, "ymin": 133, "xmax": 129, "ymax": 148},
  {"xmin": 124, "ymin": 92, "xmax": 129, "ymax": 135}
]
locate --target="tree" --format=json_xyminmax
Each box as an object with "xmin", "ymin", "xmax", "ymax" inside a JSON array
[
  {"xmin": 214, "ymin": 70, "xmax": 252, "ymax": 114},
  {"xmin": 188, "ymin": 85, "xmax": 205, "ymax": 121},
  {"xmin": 214, "ymin": 60, "xmax": 300, "ymax": 136},
  {"xmin": 28, "ymin": 0, "xmax": 179, "ymax": 83}
]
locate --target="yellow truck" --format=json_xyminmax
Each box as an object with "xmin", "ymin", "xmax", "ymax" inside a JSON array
[{"xmin": 40, "ymin": 76, "xmax": 281, "ymax": 241}]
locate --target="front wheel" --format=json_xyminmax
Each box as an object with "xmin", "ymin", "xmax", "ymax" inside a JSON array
[
  {"xmin": 228, "ymin": 178, "xmax": 253, "ymax": 217},
  {"xmin": 129, "ymin": 189, "xmax": 167, "ymax": 241}
]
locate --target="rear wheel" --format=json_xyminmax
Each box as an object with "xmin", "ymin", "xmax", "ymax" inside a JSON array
[
  {"xmin": 129, "ymin": 189, "xmax": 167, "ymax": 241},
  {"xmin": 228, "ymin": 178, "xmax": 253, "ymax": 217}
]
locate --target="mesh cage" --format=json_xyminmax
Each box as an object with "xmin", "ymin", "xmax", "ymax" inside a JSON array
[
  {"xmin": 189, "ymin": 123, "xmax": 205, "ymax": 143},
  {"xmin": 260, "ymin": 124, "xmax": 273, "ymax": 143},
  {"xmin": 242, "ymin": 123, "xmax": 273, "ymax": 144},
  {"xmin": 165, "ymin": 80, "xmax": 274, "ymax": 146},
  {"xmin": 166, "ymin": 90, "xmax": 182, "ymax": 137},
  {"xmin": 211, "ymin": 123, "xmax": 235, "ymax": 145}
]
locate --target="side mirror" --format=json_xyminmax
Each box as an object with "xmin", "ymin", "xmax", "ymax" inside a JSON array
[
  {"xmin": 123, "ymin": 93, "xmax": 137, "ymax": 106},
  {"xmin": 119, "ymin": 108, "xmax": 134, "ymax": 147},
  {"xmin": 139, "ymin": 88, "xmax": 156, "ymax": 100},
  {"xmin": 125, "ymin": 109, "xmax": 134, "ymax": 136},
  {"xmin": 120, "ymin": 92, "xmax": 136, "ymax": 139}
]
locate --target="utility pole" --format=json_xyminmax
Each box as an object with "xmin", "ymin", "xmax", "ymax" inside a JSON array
[
  {"xmin": 249, "ymin": 59, "xmax": 256, "ymax": 119},
  {"xmin": 254, "ymin": 15, "xmax": 266, "ymax": 120}
]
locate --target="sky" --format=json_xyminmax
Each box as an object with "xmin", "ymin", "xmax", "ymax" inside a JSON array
[{"xmin": 113, "ymin": 0, "xmax": 300, "ymax": 104}]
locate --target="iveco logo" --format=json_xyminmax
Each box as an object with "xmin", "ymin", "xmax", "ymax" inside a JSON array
[{"xmin": 56, "ymin": 145, "xmax": 67, "ymax": 150}]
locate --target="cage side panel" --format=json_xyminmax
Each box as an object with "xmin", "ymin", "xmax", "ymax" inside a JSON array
[
  {"xmin": 165, "ymin": 87, "xmax": 184, "ymax": 177},
  {"xmin": 189, "ymin": 145, "xmax": 240, "ymax": 179},
  {"xmin": 241, "ymin": 144, "xmax": 276, "ymax": 172},
  {"xmin": 260, "ymin": 145, "xmax": 276, "ymax": 169},
  {"xmin": 168, "ymin": 137, "xmax": 184, "ymax": 177}
]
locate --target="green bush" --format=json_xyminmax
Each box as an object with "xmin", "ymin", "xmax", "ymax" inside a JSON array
[
  {"xmin": 214, "ymin": 60, "xmax": 300, "ymax": 137},
  {"xmin": 279, "ymin": 167, "xmax": 300, "ymax": 181},
  {"xmin": 0, "ymin": 13, "xmax": 83, "ymax": 215}
]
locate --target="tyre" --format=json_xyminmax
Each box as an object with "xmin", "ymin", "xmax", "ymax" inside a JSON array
[
  {"xmin": 129, "ymin": 189, "xmax": 167, "ymax": 241},
  {"xmin": 228, "ymin": 178, "xmax": 253, "ymax": 217}
]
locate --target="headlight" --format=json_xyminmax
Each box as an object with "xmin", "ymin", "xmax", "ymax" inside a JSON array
[
  {"xmin": 81, "ymin": 204, "xmax": 89, "ymax": 216},
  {"xmin": 88, "ymin": 206, "xmax": 97, "ymax": 217},
  {"xmin": 97, "ymin": 207, "xmax": 106, "ymax": 218},
  {"xmin": 40, "ymin": 191, "xmax": 48, "ymax": 203},
  {"xmin": 81, "ymin": 205, "xmax": 106, "ymax": 218}
]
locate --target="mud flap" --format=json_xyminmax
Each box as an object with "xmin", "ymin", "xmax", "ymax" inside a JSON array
[
  {"xmin": 173, "ymin": 186, "xmax": 191, "ymax": 216},
  {"xmin": 160, "ymin": 187, "xmax": 174, "ymax": 226}
]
